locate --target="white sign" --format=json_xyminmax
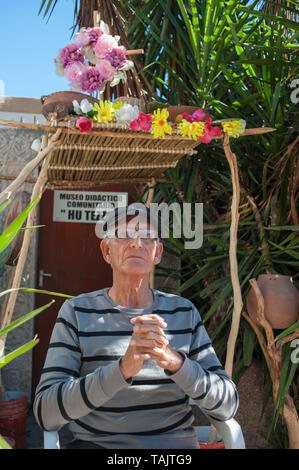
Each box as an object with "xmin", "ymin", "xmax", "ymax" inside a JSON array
[{"xmin": 53, "ymin": 190, "xmax": 128, "ymax": 223}]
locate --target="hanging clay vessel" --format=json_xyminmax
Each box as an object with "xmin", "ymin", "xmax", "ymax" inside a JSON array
[
  {"xmin": 246, "ymin": 274, "xmax": 299, "ymax": 329},
  {"xmin": 41, "ymin": 91, "xmax": 98, "ymax": 119}
]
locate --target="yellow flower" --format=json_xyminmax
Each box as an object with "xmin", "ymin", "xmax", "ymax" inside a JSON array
[
  {"xmin": 93, "ymin": 100, "xmax": 115, "ymax": 123},
  {"xmin": 151, "ymin": 108, "xmax": 172, "ymax": 138},
  {"xmin": 178, "ymin": 120, "xmax": 205, "ymax": 140},
  {"xmin": 221, "ymin": 120, "xmax": 246, "ymax": 138},
  {"xmin": 112, "ymin": 101, "xmax": 127, "ymax": 111}
]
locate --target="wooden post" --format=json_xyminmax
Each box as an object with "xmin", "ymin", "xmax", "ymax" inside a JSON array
[{"xmin": 222, "ymin": 133, "xmax": 243, "ymax": 378}]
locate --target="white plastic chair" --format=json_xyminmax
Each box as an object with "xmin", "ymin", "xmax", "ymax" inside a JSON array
[{"xmin": 44, "ymin": 413, "xmax": 245, "ymax": 449}]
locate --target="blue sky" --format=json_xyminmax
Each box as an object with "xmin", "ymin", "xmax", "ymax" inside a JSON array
[{"xmin": 0, "ymin": 0, "xmax": 76, "ymax": 98}]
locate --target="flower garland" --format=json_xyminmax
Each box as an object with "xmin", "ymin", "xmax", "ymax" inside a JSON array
[
  {"xmin": 72, "ymin": 98, "xmax": 246, "ymax": 141},
  {"xmin": 55, "ymin": 21, "xmax": 134, "ymax": 94}
]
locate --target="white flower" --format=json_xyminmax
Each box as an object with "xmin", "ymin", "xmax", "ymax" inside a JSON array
[
  {"xmin": 118, "ymin": 60, "xmax": 134, "ymax": 72},
  {"xmin": 31, "ymin": 138, "xmax": 42, "ymax": 153},
  {"xmin": 109, "ymin": 72, "xmax": 125, "ymax": 87},
  {"xmin": 82, "ymin": 45, "xmax": 98, "ymax": 64},
  {"xmin": 80, "ymin": 99, "xmax": 94, "ymax": 114},
  {"xmin": 72, "ymin": 99, "xmax": 94, "ymax": 115},
  {"xmin": 100, "ymin": 21, "xmax": 110, "ymax": 35},
  {"xmin": 115, "ymin": 104, "xmax": 139, "ymax": 123}
]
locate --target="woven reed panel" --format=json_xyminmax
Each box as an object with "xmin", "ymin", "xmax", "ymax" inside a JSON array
[{"xmin": 46, "ymin": 119, "xmax": 200, "ymax": 185}]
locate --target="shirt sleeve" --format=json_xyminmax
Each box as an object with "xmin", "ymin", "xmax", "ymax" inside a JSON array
[
  {"xmin": 164, "ymin": 304, "xmax": 239, "ymax": 421},
  {"xmin": 33, "ymin": 299, "xmax": 131, "ymax": 431}
]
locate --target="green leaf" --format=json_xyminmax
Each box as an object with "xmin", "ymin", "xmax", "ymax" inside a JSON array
[
  {"xmin": 273, "ymin": 322, "xmax": 299, "ymax": 343},
  {"xmin": 0, "ymin": 200, "xmax": 10, "ymax": 215},
  {"xmin": 0, "ymin": 337, "xmax": 39, "ymax": 369},
  {"xmin": 0, "ymin": 287, "xmax": 74, "ymax": 300},
  {"xmin": 0, "ymin": 434, "xmax": 12, "ymax": 449},
  {"xmin": 0, "ymin": 196, "xmax": 40, "ymax": 255},
  {"xmin": 0, "ymin": 301, "xmax": 54, "ymax": 338}
]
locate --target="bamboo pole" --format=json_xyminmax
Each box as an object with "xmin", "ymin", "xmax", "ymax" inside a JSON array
[
  {"xmin": 0, "ymin": 135, "xmax": 53, "ymax": 346},
  {"xmin": 222, "ymin": 133, "xmax": 243, "ymax": 378},
  {"xmin": 0, "ymin": 129, "xmax": 61, "ymax": 206}
]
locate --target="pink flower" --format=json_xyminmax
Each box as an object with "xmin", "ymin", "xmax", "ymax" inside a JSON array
[
  {"xmin": 76, "ymin": 117, "xmax": 92, "ymax": 133},
  {"xmin": 74, "ymin": 27, "xmax": 103, "ymax": 48},
  {"xmin": 74, "ymin": 30, "xmax": 90, "ymax": 47},
  {"xmin": 96, "ymin": 59, "xmax": 116, "ymax": 80},
  {"xmin": 87, "ymin": 27, "xmax": 103, "ymax": 46},
  {"xmin": 192, "ymin": 109, "xmax": 206, "ymax": 121},
  {"xmin": 64, "ymin": 62, "xmax": 86, "ymax": 83},
  {"xmin": 200, "ymin": 118, "xmax": 222, "ymax": 143},
  {"xmin": 81, "ymin": 67, "xmax": 105, "ymax": 93},
  {"xmin": 105, "ymin": 47, "xmax": 127, "ymax": 69},
  {"xmin": 94, "ymin": 34, "xmax": 119, "ymax": 58},
  {"xmin": 182, "ymin": 112, "xmax": 195, "ymax": 123},
  {"xmin": 60, "ymin": 44, "xmax": 84, "ymax": 68},
  {"xmin": 129, "ymin": 119, "xmax": 140, "ymax": 131},
  {"xmin": 129, "ymin": 113, "xmax": 153, "ymax": 132},
  {"xmin": 182, "ymin": 108, "xmax": 206, "ymax": 123}
]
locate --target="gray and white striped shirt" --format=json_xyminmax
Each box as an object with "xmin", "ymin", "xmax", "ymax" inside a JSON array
[{"xmin": 33, "ymin": 288, "xmax": 238, "ymax": 449}]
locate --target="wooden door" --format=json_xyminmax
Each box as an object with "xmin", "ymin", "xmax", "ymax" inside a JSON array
[{"xmin": 32, "ymin": 184, "xmax": 139, "ymax": 398}]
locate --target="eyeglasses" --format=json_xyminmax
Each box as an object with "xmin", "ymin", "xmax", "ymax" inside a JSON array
[{"xmin": 105, "ymin": 227, "xmax": 158, "ymax": 241}]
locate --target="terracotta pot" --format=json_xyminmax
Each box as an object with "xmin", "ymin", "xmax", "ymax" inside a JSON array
[
  {"xmin": 41, "ymin": 91, "xmax": 98, "ymax": 119},
  {"xmin": 246, "ymin": 274, "xmax": 299, "ymax": 329},
  {"xmin": 166, "ymin": 105, "xmax": 209, "ymax": 122},
  {"xmin": 0, "ymin": 393, "xmax": 27, "ymax": 449},
  {"xmin": 199, "ymin": 441, "xmax": 225, "ymax": 449}
]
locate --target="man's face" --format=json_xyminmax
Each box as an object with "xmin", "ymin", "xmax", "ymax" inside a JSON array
[{"xmin": 100, "ymin": 216, "xmax": 163, "ymax": 276}]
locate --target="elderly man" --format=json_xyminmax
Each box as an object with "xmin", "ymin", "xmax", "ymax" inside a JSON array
[{"xmin": 33, "ymin": 203, "xmax": 238, "ymax": 449}]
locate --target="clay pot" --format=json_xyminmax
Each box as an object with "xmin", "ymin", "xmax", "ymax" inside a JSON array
[
  {"xmin": 41, "ymin": 91, "xmax": 98, "ymax": 119},
  {"xmin": 166, "ymin": 105, "xmax": 209, "ymax": 123},
  {"xmin": 0, "ymin": 392, "xmax": 27, "ymax": 449},
  {"xmin": 246, "ymin": 274, "xmax": 299, "ymax": 329}
]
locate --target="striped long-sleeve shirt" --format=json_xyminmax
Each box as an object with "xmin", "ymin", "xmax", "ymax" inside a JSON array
[{"xmin": 33, "ymin": 288, "xmax": 238, "ymax": 449}]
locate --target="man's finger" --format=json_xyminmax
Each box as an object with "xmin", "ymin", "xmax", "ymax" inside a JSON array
[
  {"xmin": 131, "ymin": 315, "xmax": 167, "ymax": 327},
  {"xmin": 134, "ymin": 347, "xmax": 166, "ymax": 360},
  {"xmin": 133, "ymin": 324, "xmax": 167, "ymax": 338}
]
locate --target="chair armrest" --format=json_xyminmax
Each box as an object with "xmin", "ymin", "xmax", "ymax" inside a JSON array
[
  {"xmin": 208, "ymin": 417, "xmax": 245, "ymax": 449},
  {"xmin": 44, "ymin": 430, "xmax": 60, "ymax": 449}
]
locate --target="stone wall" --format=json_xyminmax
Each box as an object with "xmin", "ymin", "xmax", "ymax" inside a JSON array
[{"xmin": 0, "ymin": 127, "xmax": 43, "ymax": 399}]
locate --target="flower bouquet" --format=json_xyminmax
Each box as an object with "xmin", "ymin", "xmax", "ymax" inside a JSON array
[
  {"xmin": 55, "ymin": 21, "xmax": 134, "ymax": 94},
  {"xmin": 71, "ymin": 98, "xmax": 246, "ymax": 142}
]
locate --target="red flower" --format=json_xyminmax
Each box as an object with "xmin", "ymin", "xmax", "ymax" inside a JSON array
[
  {"xmin": 130, "ymin": 113, "xmax": 153, "ymax": 132},
  {"xmin": 76, "ymin": 116, "xmax": 92, "ymax": 133},
  {"xmin": 200, "ymin": 118, "xmax": 222, "ymax": 143}
]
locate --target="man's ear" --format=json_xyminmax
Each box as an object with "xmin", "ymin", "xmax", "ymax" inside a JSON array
[
  {"xmin": 153, "ymin": 241, "xmax": 163, "ymax": 265},
  {"xmin": 100, "ymin": 239, "xmax": 111, "ymax": 264}
]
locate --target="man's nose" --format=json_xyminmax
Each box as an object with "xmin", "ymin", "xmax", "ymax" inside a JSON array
[{"xmin": 129, "ymin": 236, "xmax": 143, "ymax": 248}]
